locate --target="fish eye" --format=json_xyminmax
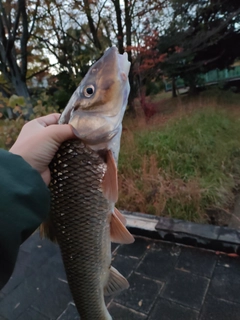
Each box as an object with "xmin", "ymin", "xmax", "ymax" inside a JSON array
[{"xmin": 83, "ymin": 85, "xmax": 95, "ymax": 98}]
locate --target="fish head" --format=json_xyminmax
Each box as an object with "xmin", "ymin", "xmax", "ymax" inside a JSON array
[{"xmin": 59, "ymin": 47, "xmax": 130, "ymax": 155}]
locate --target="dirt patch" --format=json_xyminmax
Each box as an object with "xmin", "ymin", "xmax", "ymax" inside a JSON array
[{"xmin": 205, "ymin": 208, "xmax": 232, "ymax": 227}]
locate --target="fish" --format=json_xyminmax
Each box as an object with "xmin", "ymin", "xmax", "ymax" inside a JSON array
[{"xmin": 40, "ymin": 47, "xmax": 134, "ymax": 320}]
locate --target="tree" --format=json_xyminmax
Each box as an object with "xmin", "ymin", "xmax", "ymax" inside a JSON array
[
  {"xmin": 0, "ymin": 0, "xmax": 165, "ymax": 114},
  {"xmin": 156, "ymin": 0, "xmax": 240, "ymax": 94},
  {"xmin": 33, "ymin": 0, "xmax": 112, "ymax": 106},
  {"xmin": 115, "ymin": 0, "xmax": 164, "ymax": 113},
  {"xmin": 36, "ymin": 0, "xmax": 165, "ymax": 114},
  {"xmin": 0, "ymin": 0, "xmax": 51, "ymax": 111}
]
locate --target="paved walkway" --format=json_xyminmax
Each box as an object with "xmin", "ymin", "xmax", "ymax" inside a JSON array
[{"xmin": 1, "ymin": 232, "xmax": 240, "ymax": 319}]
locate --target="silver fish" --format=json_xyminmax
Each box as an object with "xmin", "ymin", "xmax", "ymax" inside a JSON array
[{"xmin": 41, "ymin": 47, "xmax": 134, "ymax": 320}]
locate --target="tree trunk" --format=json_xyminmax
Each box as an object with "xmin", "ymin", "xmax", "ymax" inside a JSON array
[
  {"xmin": 126, "ymin": 69, "xmax": 137, "ymax": 117},
  {"xmin": 172, "ymin": 77, "xmax": 177, "ymax": 98},
  {"xmin": 83, "ymin": 0, "xmax": 102, "ymax": 52},
  {"xmin": 12, "ymin": 76, "xmax": 30, "ymax": 98},
  {"xmin": 12, "ymin": 74, "xmax": 32, "ymax": 118},
  {"xmin": 112, "ymin": 0, "xmax": 124, "ymax": 54},
  {"xmin": 0, "ymin": 0, "xmax": 33, "ymax": 117},
  {"xmin": 189, "ymin": 82, "xmax": 198, "ymax": 96},
  {"xmin": 124, "ymin": 0, "xmax": 135, "ymax": 116}
]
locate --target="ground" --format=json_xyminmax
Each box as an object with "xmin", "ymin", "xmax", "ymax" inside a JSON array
[{"xmin": 1, "ymin": 231, "xmax": 240, "ymax": 320}]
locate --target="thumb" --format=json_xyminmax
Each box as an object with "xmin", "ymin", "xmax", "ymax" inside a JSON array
[{"xmin": 45, "ymin": 124, "xmax": 75, "ymax": 144}]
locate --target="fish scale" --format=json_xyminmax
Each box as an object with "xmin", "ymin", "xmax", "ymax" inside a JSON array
[{"xmin": 50, "ymin": 139, "xmax": 112, "ymax": 320}]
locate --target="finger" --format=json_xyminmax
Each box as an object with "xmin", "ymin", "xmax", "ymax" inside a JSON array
[
  {"xmin": 46, "ymin": 124, "xmax": 75, "ymax": 143},
  {"xmin": 37, "ymin": 113, "xmax": 61, "ymax": 127}
]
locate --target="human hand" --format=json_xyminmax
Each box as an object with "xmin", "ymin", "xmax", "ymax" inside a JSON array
[{"xmin": 10, "ymin": 113, "xmax": 74, "ymax": 185}]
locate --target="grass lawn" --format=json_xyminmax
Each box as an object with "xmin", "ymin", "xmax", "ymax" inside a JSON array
[{"xmin": 118, "ymin": 89, "xmax": 240, "ymax": 225}]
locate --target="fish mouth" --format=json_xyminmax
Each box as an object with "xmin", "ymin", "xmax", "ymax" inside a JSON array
[{"xmin": 117, "ymin": 52, "xmax": 131, "ymax": 79}]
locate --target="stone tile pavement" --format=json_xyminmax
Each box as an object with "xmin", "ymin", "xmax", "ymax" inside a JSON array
[{"xmin": 1, "ymin": 232, "xmax": 240, "ymax": 319}]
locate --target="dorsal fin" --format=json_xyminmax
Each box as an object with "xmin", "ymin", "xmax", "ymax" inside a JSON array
[
  {"xmin": 110, "ymin": 210, "xmax": 135, "ymax": 244},
  {"xmin": 104, "ymin": 266, "xmax": 129, "ymax": 296},
  {"xmin": 102, "ymin": 150, "xmax": 118, "ymax": 203}
]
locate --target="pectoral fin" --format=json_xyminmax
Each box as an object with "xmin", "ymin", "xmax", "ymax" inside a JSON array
[
  {"xmin": 102, "ymin": 150, "xmax": 118, "ymax": 203},
  {"xmin": 110, "ymin": 210, "xmax": 135, "ymax": 244},
  {"xmin": 104, "ymin": 266, "xmax": 129, "ymax": 296},
  {"xmin": 114, "ymin": 207, "xmax": 127, "ymax": 226}
]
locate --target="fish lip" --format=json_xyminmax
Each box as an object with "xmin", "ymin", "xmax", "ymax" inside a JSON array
[{"xmin": 117, "ymin": 52, "xmax": 131, "ymax": 78}]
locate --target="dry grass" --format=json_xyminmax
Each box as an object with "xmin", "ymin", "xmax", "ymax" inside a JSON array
[
  {"xmin": 118, "ymin": 154, "xmax": 204, "ymax": 222},
  {"xmin": 117, "ymin": 90, "xmax": 240, "ymax": 224}
]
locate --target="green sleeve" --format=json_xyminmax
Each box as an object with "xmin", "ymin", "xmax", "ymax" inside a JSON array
[{"xmin": 0, "ymin": 149, "xmax": 50, "ymax": 289}]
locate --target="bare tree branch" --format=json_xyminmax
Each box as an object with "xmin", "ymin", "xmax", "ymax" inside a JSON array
[
  {"xmin": 26, "ymin": 63, "xmax": 58, "ymax": 80},
  {"xmin": 82, "ymin": 0, "xmax": 102, "ymax": 51},
  {"xmin": 28, "ymin": 0, "xmax": 40, "ymax": 38},
  {"xmin": 19, "ymin": 0, "xmax": 28, "ymax": 77},
  {"xmin": 0, "ymin": 0, "xmax": 11, "ymax": 34},
  {"xmin": 111, "ymin": 0, "xmax": 124, "ymax": 53}
]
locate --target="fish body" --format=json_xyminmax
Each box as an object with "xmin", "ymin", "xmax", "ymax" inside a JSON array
[
  {"xmin": 42, "ymin": 47, "xmax": 134, "ymax": 320},
  {"xmin": 50, "ymin": 140, "xmax": 111, "ymax": 319}
]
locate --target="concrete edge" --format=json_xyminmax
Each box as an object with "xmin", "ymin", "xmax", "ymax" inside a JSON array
[{"xmin": 122, "ymin": 210, "xmax": 240, "ymax": 254}]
